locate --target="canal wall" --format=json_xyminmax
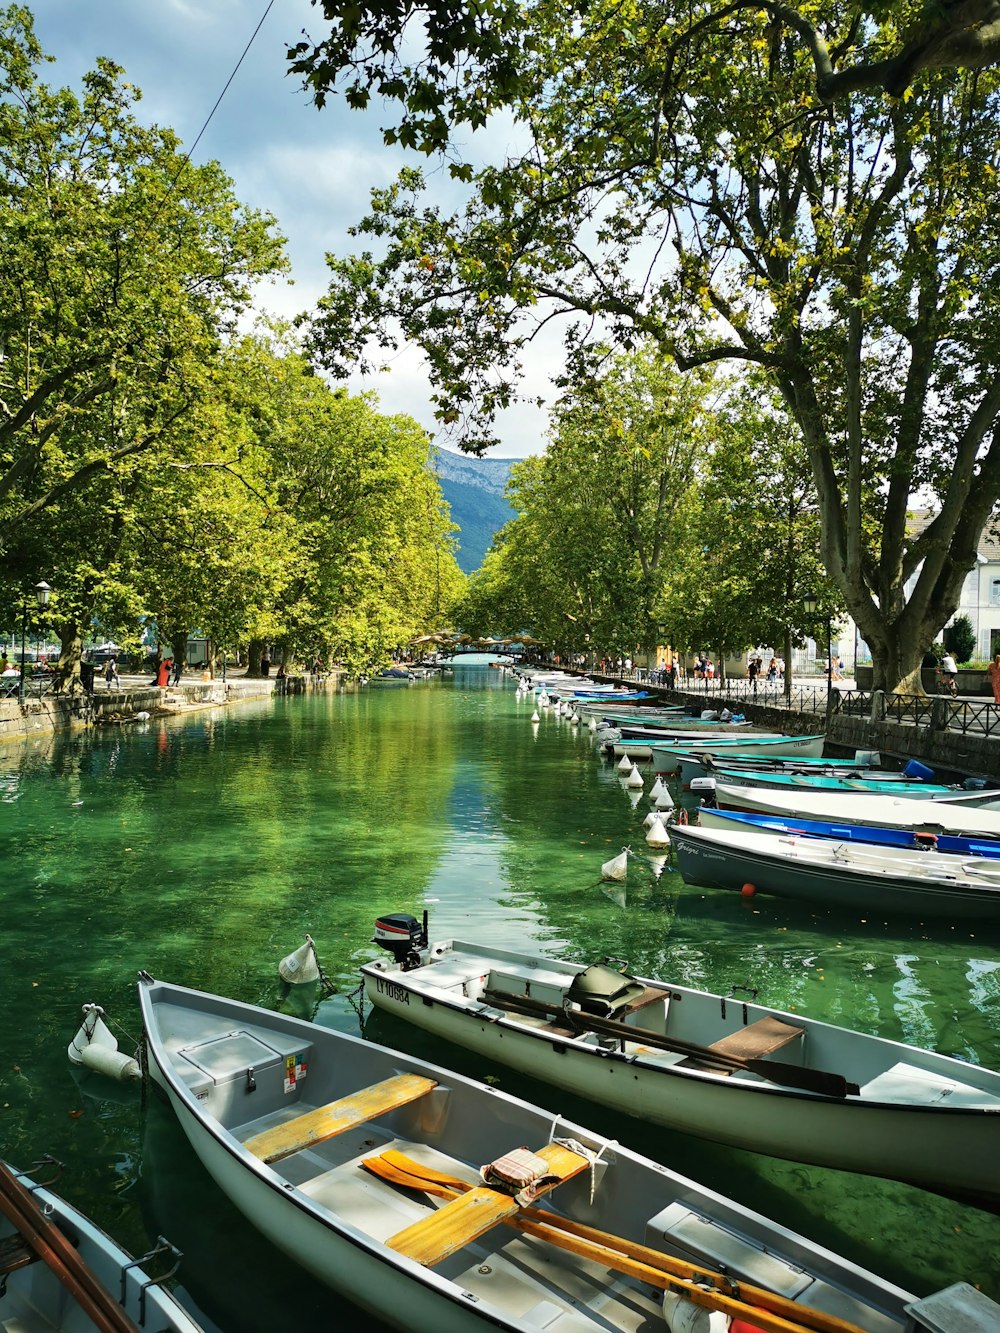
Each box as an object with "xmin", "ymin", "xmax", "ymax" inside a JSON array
[{"xmin": 0, "ymin": 673, "xmax": 324, "ymax": 748}]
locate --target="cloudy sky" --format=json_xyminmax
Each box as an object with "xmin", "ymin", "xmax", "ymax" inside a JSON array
[{"xmin": 29, "ymin": 0, "xmax": 550, "ymax": 457}]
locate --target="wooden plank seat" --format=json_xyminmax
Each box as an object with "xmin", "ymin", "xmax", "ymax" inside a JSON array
[
  {"xmin": 617, "ymin": 985, "xmax": 668, "ymax": 1019},
  {"xmin": 386, "ymin": 1141, "xmax": 590, "ymax": 1268},
  {"xmin": 0, "ymin": 1230, "xmax": 36, "ymax": 1276},
  {"xmin": 680, "ymin": 1017, "xmax": 804, "ymax": 1075},
  {"xmin": 245, "ymin": 1073, "xmax": 437, "ymax": 1165}
]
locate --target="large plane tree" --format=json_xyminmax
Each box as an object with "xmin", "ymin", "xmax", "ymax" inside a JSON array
[{"xmin": 291, "ymin": 0, "xmax": 1000, "ymax": 692}]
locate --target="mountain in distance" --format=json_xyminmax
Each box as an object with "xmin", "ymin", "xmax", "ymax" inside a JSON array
[{"xmin": 430, "ymin": 446, "xmax": 518, "ymax": 573}]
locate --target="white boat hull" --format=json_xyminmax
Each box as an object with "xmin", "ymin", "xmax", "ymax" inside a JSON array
[
  {"xmin": 362, "ymin": 941, "xmax": 1000, "ymax": 1207},
  {"xmin": 651, "ymin": 734, "xmax": 825, "ymax": 776},
  {"xmin": 714, "ymin": 781, "xmax": 1000, "ymax": 833}
]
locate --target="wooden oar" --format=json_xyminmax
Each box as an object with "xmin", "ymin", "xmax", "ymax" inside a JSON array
[
  {"xmin": 0, "ymin": 1162, "xmax": 142, "ymax": 1333},
  {"xmin": 362, "ymin": 1153, "xmax": 869, "ymax": 1333},
  {"xmin": 384, "ymin": 1141, "xmax": 589, "ymax": 1266},
  {"xmin": 485, "ymin": 988, "xmax": 860, "ymax": 1099}
]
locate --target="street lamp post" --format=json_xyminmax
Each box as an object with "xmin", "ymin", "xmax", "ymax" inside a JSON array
[
  {"xmin": 803, "ymin": 591, "xmax": 833, "ymax": 724},
  {"xmin": 19, "ymin": 581, "xmax": 51, "ymax": 705}
]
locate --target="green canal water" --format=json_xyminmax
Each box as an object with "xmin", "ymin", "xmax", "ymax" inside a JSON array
[{"xmin": 2, "ymin": 668, "xmax": 999, "ymax": 1330}]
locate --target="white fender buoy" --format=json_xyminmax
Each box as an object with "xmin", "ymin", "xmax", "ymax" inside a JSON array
[
  {"xmin": 617, "ymin": 752, "xmax": 633, "ymax": 773},
  {"xmin": 531, "ymin": 710, "xmax": 540, "ymax": 723},
  {"xmin": 646, "ymin": 815, "xmax": 670, "ymax": 849},
  {"xmin": 568, "ymin": 711, "xmax": 580, "ymax": 726},
  {"xmin": 625, "ymin": 764, "xmax": 644, "ymax": 789},
  {"xmin": 650, "ymin": 775, "xmax": 665, "ymax": 800},
  {"xmin": 643, "ymin": 809, "xmax": 661, "ymax": 828},
  {"xmin": 134, "ymin": 710, "xmax": 150, "ymax": 721},
  {"xmin": 655, "ymin": 787, "xmax": 675, "ymax": 811},
  {"xmin": 68, "ymin": 1004, "xmax": 140, "ymax": 1081},
  {"xmin": 601, "ymin": 847, "xmax": 630, "ymax": 881},
  {"xmin": 588, "ymin": 717, "xmax": 598, "ymax": 731},
  {"xmin": 279, "ymin": 934, "xmax": 321, "ymax": 984},
  {"xmin": 662, "ymin": 1291, "xmax": 728, "ymax": 1333}
]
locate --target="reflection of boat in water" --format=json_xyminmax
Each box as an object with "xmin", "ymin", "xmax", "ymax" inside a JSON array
[
  {"xmin": 139, "ymin": 974, "xmax": 965, "ymax": 1333},
  {"xmin": 0, "ymin": 1155, "xmax": 204, "ymax": 1332}
]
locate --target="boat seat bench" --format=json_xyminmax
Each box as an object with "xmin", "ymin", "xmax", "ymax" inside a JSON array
[
  {"xmin": 386, "ymin": 1142, "xmax": 590, "ymax": 1267},
  {"xmin": 708, "ymin": 1016, "xmax": 804, "ymax": 1060},
  {"xmin": 244, "ymin": 1073, "xmax": 437, "ymax": 1165},
  {"xmin": 0, "ymin": 1232, "xmax": 36, "ymax": 1277},
  {"xmin": 679, "ymin": 1017, "xmax": 804, "ymax": 1074}
]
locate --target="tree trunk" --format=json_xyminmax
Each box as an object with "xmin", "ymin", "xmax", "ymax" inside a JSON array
[
  {"xmin": 247, "ymin": 637, "xmax": 264, "ymax": 677},
  {"xmin": 55, "ymin": 624, "xmax": 85, "ymax": 695},
  {"xmin": 859, "ymin": 605, "xmax": 931, "ymax": 695}
]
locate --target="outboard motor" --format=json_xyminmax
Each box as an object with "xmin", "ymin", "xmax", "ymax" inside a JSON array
[{"xmin": 373, "ymin": 911, "xmax": 428, "ymax": 970}]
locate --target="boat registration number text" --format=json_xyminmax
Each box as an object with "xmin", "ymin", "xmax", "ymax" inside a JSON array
[{"xmin": 375, "ymin": 976, "xmax": 411, "ymax": 1004}]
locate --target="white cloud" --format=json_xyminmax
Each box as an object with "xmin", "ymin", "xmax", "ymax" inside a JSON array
[{"xmin": 29, "ymin": 0, "xmax": 553, "ymax": 455}]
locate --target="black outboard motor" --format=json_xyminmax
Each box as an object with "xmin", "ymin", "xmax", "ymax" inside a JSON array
[{"xmin": 372, "ymin": 911, "xmax": 428, "ymax": 970}]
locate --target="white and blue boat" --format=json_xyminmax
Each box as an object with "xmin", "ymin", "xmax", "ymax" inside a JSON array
[
  {"xmin": 667, "ymin": 820, "xmax": 1000, "ymax": 919},
  {"xmin": 713, "ymin": 780, "xmax": 1000, "ymax": 828},
  {"xmin": 697, "ymin": 805, "xmax": 1000, "ymax": 859}
]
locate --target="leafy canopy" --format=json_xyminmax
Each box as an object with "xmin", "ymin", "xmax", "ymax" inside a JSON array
[{"xmin": 294, "ymin": 0, "xmax": 1000, "ymax": 692}]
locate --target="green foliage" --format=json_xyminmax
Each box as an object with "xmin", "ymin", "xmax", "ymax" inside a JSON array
[
  {"xmin": 660, "ymin": 378, "xmax": 842, "ymax": 658},
  {"xmin": 0, "ymin": 7, "xmax": 285, "ymax": 664},
  {"xmin": 297, "ymin": 0, "xmax": 1000, "ymax": 694},
  {"xmin": 453, "ymin": 348, "xmax": 716, "ymax": 656},
  {"xmin": 944, "ymin": 614, "xmax": 976, "ymax": 664},
  {"xmin": 0, "ymin": 17, "xmax": 458, "ymax": 675}
]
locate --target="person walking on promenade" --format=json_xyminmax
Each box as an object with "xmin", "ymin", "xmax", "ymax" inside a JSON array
[
  {"xmin": 171, "ymin": 658, "xmax": 182, "ymax": 685},
  {"xmin": 989, "ymin": 653, "xmax": 1000, "ymax": 706},
  {"xmin": 104, "ymin": 655, "xmax": 120, "ymax": 690}
]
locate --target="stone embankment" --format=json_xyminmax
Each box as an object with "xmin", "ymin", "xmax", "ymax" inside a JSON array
[{"xmin": 0, "ymin": 672, "xmax": 340, "ymax": 748}]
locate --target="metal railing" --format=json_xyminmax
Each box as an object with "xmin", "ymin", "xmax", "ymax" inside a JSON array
[
  {"xmin": 599, "ymin": 667, "xmax": 1000, "ymax": 737},
  {"xmin": 1, "ymin": 673, "xmax": 58, "ymax": 701}
]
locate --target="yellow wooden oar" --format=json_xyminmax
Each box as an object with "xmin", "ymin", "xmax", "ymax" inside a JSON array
[
  {"xmin": 364, "ymin": 1151, "xmax": 870, "ymax": 1333},
  {"xmin": 384, "ymin": 1141, "xmax": 589, "ymax": 1267}
]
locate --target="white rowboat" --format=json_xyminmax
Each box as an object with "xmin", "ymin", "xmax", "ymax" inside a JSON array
[
  {"xmin": 712, "ymin": 782, "xmax": 1000, "ymax": 834},
  {"xmin": 361, "ymin": 922, "xmax": 1000, "ymax": 1208},
  {"xmin": 138, "ymin": 973, "xmax": 990, "ymax": 1333}
]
